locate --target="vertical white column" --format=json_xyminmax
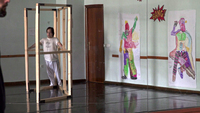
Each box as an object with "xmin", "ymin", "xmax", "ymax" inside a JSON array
[
  {"xmin": 35, "ymin": 3, "xmax": 40, "ymax": 104},
  {"xmin": 62, "ymin": 8, "xmax": 67, "ymax": 93},
  {"xmin": 67, "ymin": 6, "xmax": 72, "ymax": 95},
  {"xmin": 24, "ymin": 8, "xmax": 29, "ymax": 93}
]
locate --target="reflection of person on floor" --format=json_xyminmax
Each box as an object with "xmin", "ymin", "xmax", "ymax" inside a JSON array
[
  {"xmin": 119, "ymin": 16, "xmax": 139, "ymax": 80},
  {"xmin": 47, "ymin": 89, "xmax": 60, "ymax": 113},
  {"xmin": 29, "ymin": 27, "xmax": 65, "ymax": 86},
  {"xmin": 170, "ymin": 18, "xmax": 195, "ymax": 82},
  {"xmin": 173, "ymin": 99, "xmax": 184, "ymax": 109},
  {"xmin": 123, "ymin": 92, "xmax": 137, "ymax": 113}
]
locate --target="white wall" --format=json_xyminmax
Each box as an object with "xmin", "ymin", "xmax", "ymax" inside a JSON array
[
  {"xmin": 67, "ymin": 0, "xmax": 85, "ymax": 80},
  {"xmin": 0, "ymin": 0, "xmax": 57, "ymax": 82},
  {"xmin": 2, "ymin": 0, "xmax": 199, "ymax": 92},
  {"xmin": 0, "ymin": 0, "xmax": 88, "ymax": 83},
  {"xmin": 147, "ymin": 0, "xmax": 200, "ymax": 91},
  {"xmin": 85, "ymin": 0, "xmax": 200, "ymax": 91},
  {"xmin": 56, "ymin": 0, "xmax": 67, "ymax": 4},
  {"xmin": 56, "ymin": 0, "xmax": 85, "ymax": 80},
  {"xmin": 0, "ymin": 0, "xmax": 85, "ymax": 82},
  {"xmin": 84, "ymin": 0, "xmax": 148, "ymax": 85}
]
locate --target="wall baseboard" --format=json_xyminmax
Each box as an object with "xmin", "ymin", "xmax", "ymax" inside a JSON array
[
  {"xmin": 6, "ymin": 80, "xmax": 199, "ymax": 94},
  {"xmin": 5, "ymin": 79, "xmax": 86, "ymax": 86},
  {"xmin": 104, "ymin": 81, "xmax": 200, "ymax": 94}
]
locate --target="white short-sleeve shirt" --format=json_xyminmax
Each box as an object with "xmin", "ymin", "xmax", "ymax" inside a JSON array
[{"xmin": 40, "ymin": 37, "xmax": 59, "ymax": 61}]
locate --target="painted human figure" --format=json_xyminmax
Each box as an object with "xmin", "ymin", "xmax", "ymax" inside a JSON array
[
  {"xmin": 170, "ymin": 18, "xmax": 195, "ymax": 82},
  {"xmin": 119, "ymin": 16, "xmax": 139, "ymax": 79}
]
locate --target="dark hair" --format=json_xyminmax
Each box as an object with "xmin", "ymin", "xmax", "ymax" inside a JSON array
[{"xmin": 46, "ymin": 27, "xmax": 54, "ymax": 36}]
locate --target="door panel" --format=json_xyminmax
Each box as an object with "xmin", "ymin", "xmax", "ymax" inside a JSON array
[{"xmin": 85, "ymin": 5, "xmax": 105, "ymax": 83}]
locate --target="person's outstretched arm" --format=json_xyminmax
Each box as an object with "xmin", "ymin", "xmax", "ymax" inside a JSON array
[
  {"xmin": 28, "ymin": 43, "xmax": 42, "ymax": 50},
  {"xmin": 132, "ymin": 16, "xmax": 138, "ymax": 33},
  {"xmin": 171, "ymin": 21, "xmax": 180, "ymax": 36},
  {"xmin": 57, "ymin": 42, "xmax": 66, "ymax": 50}
]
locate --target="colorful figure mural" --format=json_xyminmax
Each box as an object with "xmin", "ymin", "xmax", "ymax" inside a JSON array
[
  {"xmin": 119, "ymin": 15, "xmax": 140, "ymax": 80},
  {"xmin": 169, "ymin": 18, "xmax": 195, "ymax": 82},
  {"xmin": 168, "ymin": 10, "xmax": 196, "ymax": 88}
]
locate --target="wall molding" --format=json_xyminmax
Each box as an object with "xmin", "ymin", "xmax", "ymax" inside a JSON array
[
  {"xmin": 5, "ymin": 79, "xmax": 86, "ymax": 86},
  {"xmin": 105, "ymin": 81, "xmax": 200, "ymax": 94},
  {"xmin": 6, "ymin": 79, "xmax": 200, "ymax": 94},
  {"xmin": 1, "ymin": 54, "xmax": 35, "ymax": 58},
  {"xmin": 112, "ymin": 54, "xmax": 200, "ymax": 61},
  {"xmin": 2, "ymin": 54, "xmax": 200, "ymax": 62}
]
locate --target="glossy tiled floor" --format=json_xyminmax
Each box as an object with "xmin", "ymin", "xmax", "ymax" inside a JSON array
[{"xmin": 5, "ymin": 82, "xmax": 200, "ymax": 113}]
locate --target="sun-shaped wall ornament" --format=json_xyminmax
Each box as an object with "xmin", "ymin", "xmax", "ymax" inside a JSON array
[{"xmin": 150, "ymin": 5, "xmax": 166, "ymax": 22}]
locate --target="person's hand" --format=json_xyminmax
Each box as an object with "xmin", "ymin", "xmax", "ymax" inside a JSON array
[
  {"xmin": 172, "ymin": 74, "xmax": 176, "ymax": 82},
  {"xmin": 186, "ymin": 46, "xmax": 190, "ymax": 51},
  {"xmin": 119, "ymin": 47, "xmax": 122, "ymax": 53},
  {"xmin": 27, "ymin": 47, "xmax": 32, "ymax": 50},
  {"xmin": 174, "ymin": 21, "xmax": 178, "ymax": 27},
  {"xmin": 135, "ymin": 16, "xmax": 138, "ymax": 21},
  {"xmin": 61, "ymin": 47, "xmax": 67, "ymax": 51}
]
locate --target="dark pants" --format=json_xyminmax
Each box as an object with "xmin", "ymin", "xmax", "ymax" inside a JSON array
[{"xmin": 0, "ymin": 66, "xmax": 5, "ymax": 112}]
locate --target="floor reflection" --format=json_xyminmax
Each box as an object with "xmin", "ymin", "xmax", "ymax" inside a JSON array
[
  {"xmin": 44, "ymin": 90, "xmax": 61, "ymax": 112},
  {"xmin": 26, "ymin": 88, "xmax": 72, "ymax": 113},
  {"xmin": 5, "ymin": 82, "xmax": 200, "ymax": 113},
  {"xmin": 169, "ymin": 96, "xmax": 197, "ymax": 109},
  {"xmin": 122, "ymin": 91, "xmax": 137, "ymax": 113},
  {"xmin": 87, "ymin": 83, "xmax": 105, "ymax": 113}
]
